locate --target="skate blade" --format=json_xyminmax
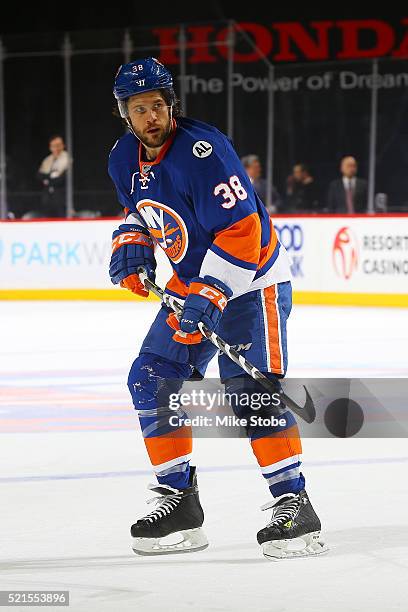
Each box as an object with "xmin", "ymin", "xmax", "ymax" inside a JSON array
[
  {"xmin": 262, "ymin": 531, "xmax": 329, "ymax": 561},
  {"xmin": 132, "ymin": 528, "xmax": 209, "ymax": 556}
]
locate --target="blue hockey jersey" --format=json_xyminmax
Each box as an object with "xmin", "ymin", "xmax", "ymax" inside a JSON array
[{"xmin": 108, "ymin": 117, "xmax": 291, "ymax": 299}]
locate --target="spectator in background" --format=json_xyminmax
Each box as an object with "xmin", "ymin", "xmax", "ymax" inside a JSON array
[
  {"xmin": 37, "ymin": 135, "xmax": 71, "ymax": 217},
  {"xmin": 327, "ymin": 155, "xmax": 368, "ymax": 213},
  {"xmin": 285, "ymin": 163, "xmax": 319, "ymax": 213},
  {"xmin": 241, "ymin": 154, "xmax": 282, "ymax": 213}
]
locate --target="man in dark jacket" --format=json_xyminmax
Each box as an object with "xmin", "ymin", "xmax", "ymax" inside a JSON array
[
  {"xmin": 285, "ymin": 163, "xmax": 319, "ymax": 213},
  {"xmin": 327, "ymin": 156, "xmax": 368, "ymax": 213}
]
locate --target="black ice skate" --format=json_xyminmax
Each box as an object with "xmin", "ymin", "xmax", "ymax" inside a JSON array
[
  {"xmin": 257, "ymin": 489, "xmax": 329, "ymax": 560},
  {"xmin": 131, "ymin": 466, "xmax": 209, "ymax": 556}
]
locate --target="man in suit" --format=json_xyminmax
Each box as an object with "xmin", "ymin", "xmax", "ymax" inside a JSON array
[{"xmin": 327, "ymin": 156, "xmax": 368, "ymax": 213}]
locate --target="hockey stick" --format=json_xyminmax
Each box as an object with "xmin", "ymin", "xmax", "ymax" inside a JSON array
[{"xmin": 138, "ymin": 269, "xmax": 315, "ymax": 424}]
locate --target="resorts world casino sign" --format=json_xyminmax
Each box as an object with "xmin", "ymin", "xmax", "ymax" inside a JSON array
[{"xmin": 152, "ymin": 20, "xmax": 408, "ymax": 64}]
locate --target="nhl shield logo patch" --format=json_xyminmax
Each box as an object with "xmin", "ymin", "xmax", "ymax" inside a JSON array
[{"xmin": 192, "ymin": 141, "xmax": 213, "ymax": 159}]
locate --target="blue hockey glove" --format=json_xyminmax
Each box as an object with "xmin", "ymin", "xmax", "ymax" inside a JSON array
[
  {"xmin": 169, "ymin": 275, "xmax": 232, "ymax": 344},
  {"xmin": 109, "ymin": 224, "xmax": 156, "ymax": 297}
]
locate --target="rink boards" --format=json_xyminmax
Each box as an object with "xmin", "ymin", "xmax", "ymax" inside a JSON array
[{"xmin": 0, "ymin": 214, "xmax": 407, "ymax": 306}]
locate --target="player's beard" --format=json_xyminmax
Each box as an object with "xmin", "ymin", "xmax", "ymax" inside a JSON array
[{"xmin": 133, "ymin": 116, "xmax": 172, "ymax": 150}]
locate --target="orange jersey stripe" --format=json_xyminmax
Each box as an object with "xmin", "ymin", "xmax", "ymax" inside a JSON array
[
  {"xmin": 258, "ymin": 218, "xmax": 279, "ymax": 270},
  {"xmin": 263, "ymin": 285, "xmax": 284, "ymax": 374},
  {"xmin": 165, "ymin": 270, "xmax": 189, "ymax": 298},
  {"xmin": 143, "ymin": 425, "xmax": 192, "ymax": 466},
  {"xmin": 213, "ymin": 213, "xmax": 261, "ymax": 265},
  {"xmin": 251, "ymin": 424, "xmax": 302, "ymax": 468}
]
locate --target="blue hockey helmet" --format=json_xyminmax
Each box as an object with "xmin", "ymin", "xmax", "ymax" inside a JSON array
[{"xmin": 113, "ymin": 57, "xmax": 174, "ymax": 118}]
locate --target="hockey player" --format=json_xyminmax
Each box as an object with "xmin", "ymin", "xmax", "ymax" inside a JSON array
[{"xmin": 108, "ymin": 57, "xmax": 327, "ymax": 560}]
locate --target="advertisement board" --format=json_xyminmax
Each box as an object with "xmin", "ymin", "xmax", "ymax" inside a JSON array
[
  {"xmin": 0, "ymin": 219, "xmax": 173, "ymax": 300},
  {"xmin": 275, "ymin": 215, "xmax": 408, "ymax": 306},
  {"xmin": 1, "ymin": 216, "xmax": 407, "ymax": 306}
]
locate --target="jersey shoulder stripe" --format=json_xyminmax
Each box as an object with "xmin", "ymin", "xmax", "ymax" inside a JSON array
[{"xmin": 212, "ymin": 213, "xmax": 262, "ymax": 266}]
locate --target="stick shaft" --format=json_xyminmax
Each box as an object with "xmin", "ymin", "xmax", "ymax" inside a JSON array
[{"xmin": 138, "ymin": 271, "xmax": 315, "ymax": 423}]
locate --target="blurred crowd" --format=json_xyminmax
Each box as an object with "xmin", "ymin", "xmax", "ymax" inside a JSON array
[
  {"xmin": 5, "ymin": 135, "xmax": 386, "ymax": 220},
  {"xmin": 241, "ymin": 154, "xmax": 387, "ymax": 215}
]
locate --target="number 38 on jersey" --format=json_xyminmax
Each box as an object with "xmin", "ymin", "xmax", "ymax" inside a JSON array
[{"xmin": 213, "ymin": 175, "xmax": 248, "ymax": 209}]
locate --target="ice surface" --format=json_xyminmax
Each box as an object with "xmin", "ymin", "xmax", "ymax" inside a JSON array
[{"xmin": 1, "ymin": 301, "xmax": 407, "ymax": 611}]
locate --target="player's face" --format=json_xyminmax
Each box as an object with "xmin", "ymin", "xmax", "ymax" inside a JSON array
[{"xmin": 127, "ymin": 91, "xmax": 172, "ymax": 149}]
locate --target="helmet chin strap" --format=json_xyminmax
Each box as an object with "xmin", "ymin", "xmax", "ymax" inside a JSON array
[
  {"xmin": 117, "ymin": 100, "xmax": 137, "ymax": 137},
  {"xmin": 125, "ymin": 118, "xmax": 137, "ymax": 138}
]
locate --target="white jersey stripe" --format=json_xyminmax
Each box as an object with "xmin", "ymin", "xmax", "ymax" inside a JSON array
[{"xmin": 199, "ymin": 248, "xmax": 256, "ymax": 296}]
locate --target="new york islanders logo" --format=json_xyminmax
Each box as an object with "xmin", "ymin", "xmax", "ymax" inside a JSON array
[{"xmin": 136, "ymin": 199, "xmax": 188, "ymax": 264}]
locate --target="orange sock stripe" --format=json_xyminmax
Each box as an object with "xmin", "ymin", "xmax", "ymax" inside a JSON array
[
  {"xmin": 250, "ymin": 424, "xmax": 302, "ymax": 468},
  {"xmin": 143, "ymin": 425, "xmax": 193, "ymax": 467},
  {"xmin": 263, "ymin": 285, "xmax": 284, "ymax": 374}
]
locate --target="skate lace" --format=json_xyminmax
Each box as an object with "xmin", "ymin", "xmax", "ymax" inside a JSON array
[
  {"xmin": 261, "ymin": 493, "xmax": 301, "ymax": 528},
  {"xmin": 141, "ymin": 485, "xmax": 183, "ymax": 524}
]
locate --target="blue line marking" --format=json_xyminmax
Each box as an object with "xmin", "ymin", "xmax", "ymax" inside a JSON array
[{"xmin": 1, "ymin": 456, "xmax": 407, "ymax": 484}]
